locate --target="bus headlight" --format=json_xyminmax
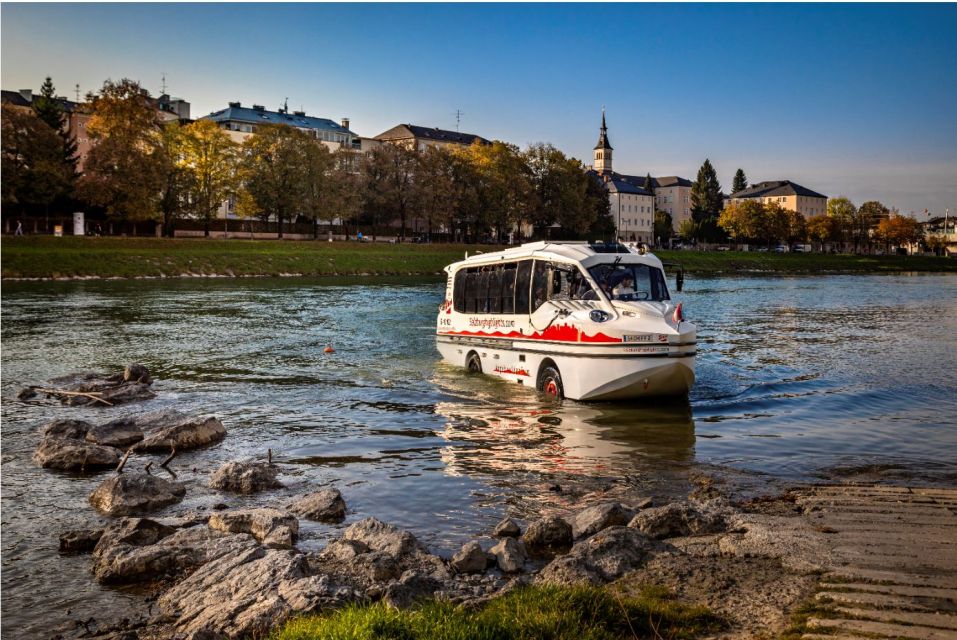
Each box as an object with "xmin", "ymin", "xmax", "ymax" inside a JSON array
[{"xmin": 589, "ymin": 310, "xmax": 610, "ymax": 323}]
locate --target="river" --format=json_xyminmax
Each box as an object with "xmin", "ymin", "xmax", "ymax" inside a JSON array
[{"xmin": 2, "ymin": 273, "xmax": 956, "ymax": 637}]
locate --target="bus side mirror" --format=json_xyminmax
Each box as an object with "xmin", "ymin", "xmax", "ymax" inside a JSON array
[{"xmin": 676, "ymin": 270, "xmax": 684, "ymax": 292}]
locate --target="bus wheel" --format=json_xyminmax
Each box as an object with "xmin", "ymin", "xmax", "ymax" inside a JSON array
[
  {"xmin": 466, "ymin": 352, "xmax": 482, "ymax": 373},
  {"xmin": 537, "ymin": 365, "xmax": 564, "ymax": 399}
]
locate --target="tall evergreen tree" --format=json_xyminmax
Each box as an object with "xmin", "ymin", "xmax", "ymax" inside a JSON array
[
  {"xmin": 732, "ymin": 168, "xmax": 748, "ymax": 194},
  {"xmin": 691, "ymin": 159, "xmax": 723, "ymax": 220},
  {"xmin": 31, "ymin": 77, "xmax": 78, "ymax": 180},
  {"xmin": 644, "ymin": 172, "xmax": 655, "ymax": 200}
]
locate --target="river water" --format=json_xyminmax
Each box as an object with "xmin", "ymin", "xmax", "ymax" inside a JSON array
[{"xmin": 2, "ymin": 273, "xmax": 956, "ymax": 637}]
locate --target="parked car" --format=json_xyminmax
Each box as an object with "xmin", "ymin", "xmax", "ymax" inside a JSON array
[{"xmin": 774, "ymin": 245, "xmax": 788, "ymax": 253}]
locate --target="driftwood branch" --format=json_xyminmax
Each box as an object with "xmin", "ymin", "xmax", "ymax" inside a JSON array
[
  {"xmin": 32, "ymin": 387, "xmax": 114, "ymax": 406},
  {"xmin": 144, "ymin": 461, "xmax": 153, "ymax": 475},
  {"xmin": 115, "ymin": 447, "xmax": 133, "ymax": 473},
  {"xmin": 160, "ymin": 447, "xmax": 177, "ymax": 469}
]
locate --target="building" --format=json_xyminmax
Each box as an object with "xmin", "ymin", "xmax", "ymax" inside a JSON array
[
  {"xmin": 729, "ymin": 180, "xmax": 828, "ymax": 217},
  {"xmin": 920, "ymin": 215, "xmax": 957, "ymax": 256},
  {"xmin": 2, "ymin": 88, "xmax": 94, "ymax": 171},
  {"xmin": 201, "ymin": 102, "xmax": 360, "ymax": 152},
  {"xmin": 373, "ymin": 124, "xmax": 491, "ymax": 151},
  {"xmin": 587, "ymin": 112, "xmax": 689, "ymax": 241}
]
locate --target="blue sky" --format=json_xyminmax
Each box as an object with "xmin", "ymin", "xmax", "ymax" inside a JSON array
[{"xmin": 3, "ymin": 3, "xmax": 956, "ymax": 215}]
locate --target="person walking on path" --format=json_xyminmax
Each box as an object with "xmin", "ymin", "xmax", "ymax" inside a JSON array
[{"xmin": 14, "ymin": 220, "xmax": 23, "ymax": 236}]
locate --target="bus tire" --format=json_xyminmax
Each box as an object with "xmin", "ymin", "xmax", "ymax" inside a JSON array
[
  {"xmin": 537, "ymin": 363, "xmax": 564, "ymax": 399},
  {"xmin": 466, "ymin": 351, "xmax": 482, "ymax": 374}
]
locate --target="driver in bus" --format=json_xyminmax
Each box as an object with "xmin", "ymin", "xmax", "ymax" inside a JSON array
[{"xmin": 613, "ymin": 274, "xmax": 635, "ymax": 298}]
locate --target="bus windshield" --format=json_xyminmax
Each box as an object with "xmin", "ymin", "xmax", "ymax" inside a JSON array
[{"xmin": 587, "ymin": 263, "xmax": 670, "ymax": 302}]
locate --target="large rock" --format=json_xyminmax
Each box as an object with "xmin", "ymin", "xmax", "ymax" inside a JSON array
[
  {"xmin": 135, "ymin": 415, "xmax": 226, "ymax": 452},
  {"xmin": 157, "ymin": 544, "xmax": 353, "ymax": 639},
  {"xmin": 34, "ymin": 437, "xmax": 121, "ymax": 470},
  {"xmin": 627, "ymin": 501, "xmax": 727, "ymax": 539},
  {"xmin": 209, "ymin": 461, "xmax": 282, "ymax": 494},
  {"xmin": 451, "ymin": 541, "xmax": 489, "ymax": 574},
  {"xmin": 493, "ymin": 518, "xmax": 521, "ymax": 538},
  {"xmin": 383, "ymin": 571, "xmax": 443, "ymax": 609},
  {"xmin": 342, "ymin": 517, "xmax": 425, "ymax": 559},
  {"xmin": 86, "ymin": 417, "xmax": 144, "ymax": 448},
  {"xmin": 209, "ymin": 508, "xmax": 299, "ymax": 549},
  {"xmin": 94, "ymin": 383, "xmax": 156, "ymax": 406},
  {"xmin": 523, "ymin": 516, "xmax": 573, "ymax": 558},
  {"xmin": 39, "ymin": 365, "xmax": 156, "ymax": 407},
  {"xmin": 40, "ymin": 418, "xmax": 92, "ymax": 440},
  {"xmin": 59, "ymin": 528, "xmax": 104, "ymax": 554},
  {"xmin": 90, "ymin": 473, "xmax": 186, "ymax": 516},
  {"xmin": 489, "ymin": 537, "xmax": 527, "ymax": 574},
  {"xmin": 538, "ymin": 526, "xmax": 657, "ymax": 585},
  {"xmin": 571, "ymin": 502, "xmax": 633, "ymax": 540},
  {"xmin": 93, "ymin": 519, "xmax": 258, "ymax": 584},
  {"xmin": 288, "ymin": 488, "xmax": 346, "ymax": 523},
  {"xmin": 122, "ymin": 363, "xmax": 153, "ymax": 384}
]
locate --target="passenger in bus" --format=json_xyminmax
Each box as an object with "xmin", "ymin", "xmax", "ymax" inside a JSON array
[{"xmin": 613, "ymin": 274, "xmax": 636, "ymax": 298}]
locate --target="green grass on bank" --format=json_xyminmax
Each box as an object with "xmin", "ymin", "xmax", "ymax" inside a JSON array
[
  {"xmin": 1, "ymin": 236, "xmax": 954, "ymax": 279},
  {"xmin": 273, "ymin": 584, "xmax": 723, "ymax": 640}
]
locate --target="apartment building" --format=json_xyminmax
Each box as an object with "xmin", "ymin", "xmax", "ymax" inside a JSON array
[
  {"xmin": 373, "ymin": 124, "xmax": 491, "ymax": 151},
  {"xmin": 202, "ymin": 102, "xmax": 360, "ymax": 152},
  {"xmin": 729, "ymin": 180, "xmax": 828, "ymax": 217}
]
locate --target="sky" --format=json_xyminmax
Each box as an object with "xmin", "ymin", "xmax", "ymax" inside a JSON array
[{"xmin": 3, "ymin": 3, "xmax": 956, "ymax": 216}]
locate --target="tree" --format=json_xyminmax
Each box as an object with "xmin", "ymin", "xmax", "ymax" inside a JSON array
[
  {"xmin": 731, "ymin": 168, "xmax": 748, "ymax": 195},
  {"xmin": 678, "ymin": 219, "xmax": 698, "ymax": 243},
  {"xmin": 875, "ymin": 214, "xmax": 922, "ymax": 252},
  {"xmin": 78, "ymin": 79, "xmax": 165, "ymax": 224},
  {"xmin": 644, "ymin": 173, "xmax": 655, "ymax": 199},
  {"xmin": 826, "ymin": 196, "xmax": 856, "ymax": 251},
  {"xmin": 32, "ymin": 76, "xmax": 78, "ymax": 171},
  {"xmin": 157, "ymin": 122, "xmax": 194, "ymax": 237},
  {"xmin": 1, "ymin": 104, "xmax": 76, "ymax": 215},
  {"xmin": 414, "ymin": 146, "xmax": 459, "ymax": 241},
  {"xmin": 524, "ymin": 143, "xmax": 596, "ymax": 238},
  {"xmin": 690, "ymin": 159, "xmax": 724, "ymax": 243},
  {"xmin": 179, "ymin": 120, "xmax": 239, "ymax": 236},
  {"xmin": 361, "ymin": 144, "xmax": 418, "ymax": 240},
  {"xmin": 786, "ymin": 209, "xmax": 808, "ymax": 245},
  {"xmin": 691, "ymin": 159, "xmax": 723, "ymax": 219},
  {"xmin": 855, "ymin": 200, "xmax": 889, "ymax": 253},
  {"xmin": 806, "ymin": 214, "xmax": 834, "ymax": 249},
  {"xmin": 239, "ymin": 124, "xmax": 310, "ymax": 237},
  {"xmin": 653, "ymin": 210, "xmax": 673, "ymax": 245},
  {"xmin": 718, "ymin": 199, "xmax": 765, "ymax": 244},
  {"xmin": 461, "ymin": 141, "xmax": 534, "ymax": 242}
]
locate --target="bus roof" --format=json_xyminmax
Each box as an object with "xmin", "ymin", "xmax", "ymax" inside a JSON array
[{"xmin": 446, "ymin": 241, "xmax": 665, "ymax": 272}]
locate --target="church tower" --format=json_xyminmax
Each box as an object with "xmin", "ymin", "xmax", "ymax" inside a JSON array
[{"xmin": 593, "ymin": 108, "xmax": 613, "ymax": 175}]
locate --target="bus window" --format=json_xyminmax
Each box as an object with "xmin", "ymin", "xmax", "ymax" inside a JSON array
[
  {"xmin": 515, "ymin": 261, "xmax": 532, "ymax": 315},
  {"xmin": 532, "ymin": 261, "xmax": 550, "ymax": 311},
  {"xmin": 488, "ymin": 267, "xmax": 502, "ymax": 314},
  {"xmin": 501, "ymin": 263, "xmax": 517, "ymax": 314}
]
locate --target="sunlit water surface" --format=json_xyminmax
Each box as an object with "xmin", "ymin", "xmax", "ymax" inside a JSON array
[{"xmin": 2, "ymin": 273, "xmax": 955, "ymax": 637}]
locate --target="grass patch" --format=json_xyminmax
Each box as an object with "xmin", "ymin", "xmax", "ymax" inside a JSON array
[
  {"xmin": 273, "ymin": 584, "xmax": 723, "ymax": 640},
  {"xmin": 2, "ymin": 237, "xmax": 953, "ymax": 280},
  {"xmin": 777, "ymin": 599, "xmax": 840, "ymax": 639}
]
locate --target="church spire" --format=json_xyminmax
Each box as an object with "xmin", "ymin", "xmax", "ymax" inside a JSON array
[
  {"xmin": 593, "ymin": 107, "xmax": 613, "ymax": 174},
  {"xmin": 594, "ymin": 106, "xmax": 613, "ymax": 151}
]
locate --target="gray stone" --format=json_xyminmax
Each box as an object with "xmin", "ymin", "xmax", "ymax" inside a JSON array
[
  {"xmin": 288, "ymin": 488, "xmax": 346, "ymax": 523},
  {"xmin": 209, "ymin": 461, "xmax": 282, "ymax": 494},
  {"xmin": 157, "ymin": 544, "xmax": 349, "ymax": 639},
  {"xmin": 523, "ymin": 515, "xmax": 573, "ymax": 558},
  {"xmin": 33, "ymin": 437, "xmax": 122, "ymax": 470},
  {"xmin": 342, "ymin": 517, "xmax": 425, "ymax": 559},
  {"xmin": 94, "ymin": 524, "xmax": 258, "ymax": 584},
  {"xmin": 75, "ymin": 383, "xmax": 155, "ymax": 407},
  {"xmin": 493, "ymin": 518, "xmax": 521, "ymax": 538},
  {"xmin": 571, "ymin": 502, "xmax": 633, "ymax": 539},
  {"xmin": 489, "ymin": 537, "xmax": 527, "ymax": 574},
  {"xmin": 123, "ymin": 364, "xmax": 152, "ymax": 384},
  {"xmin": 89, "ymin": 473, "xmax": 186, "ymax": 516},
  {"xmin": 40, "ymin": 418, "xmax": 92, "ymax": 440},
  {"xmin": 317, "ymin": 539, "xmax": 369, "ymax": 563},
  {"xmin": 353, "ymin": 551, "xmax": 401, "ymax": 583},
  {"xmin": 135, "ymin": 415, "xmax": 226, "ymax": 452},
  {"xmin": 59, "ymin": 528, "xmax": 104, "ymax": 554},
  {"xmin": 383, "ymin": 571, "xmax": 443, "ymax": 609},
  {"xmin": 451, "ymin": 541, "xmax": 490, "ymax": 574},
  {"xmin": 209, "ymin": 508, "xmax": 299, "ymax": 549},
  {"xmin": 628, "ymin": 501, "xmax": 727, "ymax": 539},
  {"xmin": 538, "ymin": 526, "xmax": 656, "ymax": 585},
  {"xmin": 86, "ymin": 418, "xmax": 144, "ymax": 448}
]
